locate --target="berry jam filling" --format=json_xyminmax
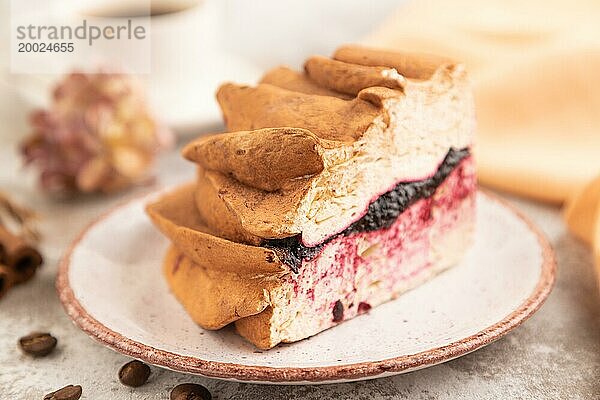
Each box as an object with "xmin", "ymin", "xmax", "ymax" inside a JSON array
[{"xmin": 263, "ymin": 148, "xmax": 470, "ymax": 273}]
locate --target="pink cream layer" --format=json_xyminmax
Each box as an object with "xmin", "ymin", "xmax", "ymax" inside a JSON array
[{"xmin": 278, "ymin": 156, "xmax": 476, "ymax": 339}]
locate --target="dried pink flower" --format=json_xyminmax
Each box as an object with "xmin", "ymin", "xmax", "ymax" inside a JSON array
[{"xmin": 21, "ymin": 72, "xmax": 173, "ymax": 194}]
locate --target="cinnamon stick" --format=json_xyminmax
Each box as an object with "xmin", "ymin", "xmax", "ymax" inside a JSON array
[
  {"xmin": 0, "ymin": 264, "xmax": 14, "ymax": 299},
  {"xmin": 0, "ymin": 224, "xmax": 43, "ymax": 284}
]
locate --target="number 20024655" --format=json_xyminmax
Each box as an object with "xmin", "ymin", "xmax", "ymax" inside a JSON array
[{"xmin": 18, "ymin": 42, "xmax": 74, "ymax": 52}]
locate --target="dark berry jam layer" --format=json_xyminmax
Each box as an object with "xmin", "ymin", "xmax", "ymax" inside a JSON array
[{"xmin": 263, "ymin": 148, "xmax": 470, "ymax": 273}]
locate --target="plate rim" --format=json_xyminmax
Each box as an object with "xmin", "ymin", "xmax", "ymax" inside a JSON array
[{"xmin": 56, "ymin": 189, "xmax": 556, "ymax": 383}]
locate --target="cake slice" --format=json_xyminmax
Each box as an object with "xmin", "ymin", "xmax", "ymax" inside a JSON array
[{"xmin": 146, "ymin": 45, "xmax": 477, "ymax": 349}]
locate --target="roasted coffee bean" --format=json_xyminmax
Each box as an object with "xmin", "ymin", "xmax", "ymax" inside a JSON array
[
  {"xmin": 118, "ymin": 360, "xmax": 151, "ymax": 387},
  {"xmin": 43, "ymin": 385, "xmax": 82, "ymax": 400},
  {"xmin": 19, "ymin": 332, "xmax": 57, "ymax": 357},
  {"xmin": 170, "ymin": 383, "xmax": 212, "ymax": 400}
]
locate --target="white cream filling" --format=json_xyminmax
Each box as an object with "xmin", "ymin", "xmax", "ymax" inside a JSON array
[{"xmin": 295, "ymin": 74, "xmax": 475, "ymax": 246}]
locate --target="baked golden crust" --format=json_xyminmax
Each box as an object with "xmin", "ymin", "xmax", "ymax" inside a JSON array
[
  {"xmin": 183, "ymin": 127, "xmax": 326, "ymax": 192},
  {"xmin": 148, "ymin": 185, "xmax": 291, "ymax": 330},
  {"xmin": 146, "ymin": 184, "xmax": 286, "ymax": 274},
  {"xmin": 260, "ymin": 66, "xmax": 352, "ymax": 99},
  {"xmin": 217, "ymin": 82, "xmax": 380, "ymax": 142},
  {"xmin": 233, "ymin": 307, "xmax": 275, "ymax": 350},
  {"xmin": 163, "ymin": 246, "xmax": 275, "ymax": 330},
  {"xmin": 333, "ymin": 44, "xmax": 452, "ymax": 79},
  {"xmin": 163, "ymin": 239, "xmax": 279, "ymax": 349},
  {"xmin": 304, "ymin": 55, "xmax": 406, "ymax": 95},
  {"xmin": 194, "ymin": 166, "xmax": 312, "ymax": 243}
]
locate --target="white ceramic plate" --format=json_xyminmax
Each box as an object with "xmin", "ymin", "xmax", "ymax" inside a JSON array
[{"xmin": 57, "ymin": 190, "xmax": 555, "ymax": 384}]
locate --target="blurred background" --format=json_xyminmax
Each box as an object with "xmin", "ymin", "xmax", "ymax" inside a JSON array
[
  {"xmin": 1, "ymin": 0, "xmax": 401, "ymax": 133},
  {"xmin": 0, "ymin": 0, "xmax": 403, "ymax": 198},
  {"xmin": 0, "ymin": 0, "xmax": 598, "ymax": 398},
  {"xmin": 1, "ymin": 0, "xmax": 598, "ymax": 201}
]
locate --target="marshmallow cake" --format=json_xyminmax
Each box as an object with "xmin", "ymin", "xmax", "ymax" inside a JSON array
[{"xmin": 146, "ymin": 45, "xmax": 477, "ymax": 349}]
